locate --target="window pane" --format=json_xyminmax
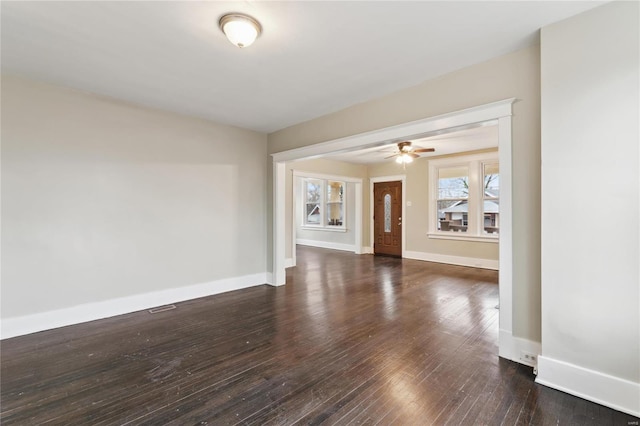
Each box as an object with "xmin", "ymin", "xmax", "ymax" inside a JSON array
[
  {"xmin": 438, "ymin": 167, "xmax": 469, "ymax": 199},
  {"xmin": 437, "ymin": 165, "xmax": 471, "ymax": 233},
  {"xmin": 483, "ymin": 198, "xmax": 499, "ymax": 234},
  {"xmin": 384, "ymin": 194, "xmax": 391, "ymax": 232},
  {"xmin": 306, "ymin": 179, "xmax": 321, "ymax": 203},
  {"xmin": 304, "ymin": 179, "xmax": 322, "ymax": 225},
  {"xmin": 483, "ymin": 164, "xmax": 499, "ymax": 234},
  {"xmin": 327, "ymin": 203, "xmax": 343, "ymax": 226},
  {"xmin": 306, "ymin": 203, "xmax": 321, "ymax": 224},
  {"xmin": 437, "ymin": 200, "xmax": 468, "ymax": 233},
  {"xmin": 326, "ymin": 181, "xmax": 344, "ymax": 226},
  {"xmin": 484, "ymin": 164, "xmax": 499, "ymax": 198},
  {"xmin": 326, "ymin": 181, "xmax": 344, "ymax": 202}
]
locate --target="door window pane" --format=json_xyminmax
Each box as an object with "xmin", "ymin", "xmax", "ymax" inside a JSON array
[{"xmin": 384, "ymin": 193, "xmax": 391, "ymax": 233}]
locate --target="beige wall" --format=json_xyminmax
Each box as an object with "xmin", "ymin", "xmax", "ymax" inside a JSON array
[
  {"xmin": 269, "ymin": 44, "xmax": 541, "ymax": 343},
  {"xmin": 1, "ymin": 75, "xmax": 268, "ymax": 319},
  {"xmin": 540, "ymin": 0, "xmax": 639, "ymax": 387}
]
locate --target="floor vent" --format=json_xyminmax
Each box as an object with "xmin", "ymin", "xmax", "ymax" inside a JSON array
[{"xmin": 148, "ymin": 305, "xmax": 176, "ymax": 314}]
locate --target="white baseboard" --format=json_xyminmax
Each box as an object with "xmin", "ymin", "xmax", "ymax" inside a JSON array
[
  {"xmin": 1, "ymin": 273, "xmax": 268, "ymax": 340},
  {"xmin": 499, "ymin": 329, "xmax": 542, "ymax": 368},
  {"xmin": 361, "ymin": 246, "xmax": 373, "ymax": 254},
  {"xmin": 296, "ymin": 239, "xmax": 355, "ymax": 253},
  {"xmin": 404, "ymin": 250, "xmax": 499, "ymax": 270},
  {"xmin": 536, "ymin": 355, "xmax": 640, "ymax": 417},
  {"xmin": 284, "ymin": 257, "xmax": 295, "ymax": 268}
]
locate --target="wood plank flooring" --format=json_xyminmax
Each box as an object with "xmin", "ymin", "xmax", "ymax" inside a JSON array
[{"xmin": 1, "ymin": 246, "xmax": 637, "ymax": 425}]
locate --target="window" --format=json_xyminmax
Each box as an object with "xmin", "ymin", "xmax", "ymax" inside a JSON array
[
  {"xmin": 303, "ymin": 178, "xmax": 346, "ymax": 229},
  {"xmin": 429, "ymin": 153, "xmax": 499, "ymax": 241}
]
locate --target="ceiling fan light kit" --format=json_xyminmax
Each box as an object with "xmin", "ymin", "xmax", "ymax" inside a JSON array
[
  {"xmin": 219, "ymin": 13, "xmax": 262, "ymax": 48},
  {"xmin": 395, "ymin": 153, "xmax": 414, "ymax": 164}
]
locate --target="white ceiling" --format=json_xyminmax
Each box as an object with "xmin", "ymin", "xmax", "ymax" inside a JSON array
[
  {"xmin": 323, "ymin": 124, "xmax": 499, "ymax": 164},
  {"xmin": 1, "ymin": 1, "xmax": 604, "ymax": 133}
]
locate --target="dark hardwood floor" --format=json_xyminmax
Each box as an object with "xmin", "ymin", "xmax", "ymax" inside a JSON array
[{"xmin": 1, "ymin": 246, "xmax": 637, "ymax": 425}]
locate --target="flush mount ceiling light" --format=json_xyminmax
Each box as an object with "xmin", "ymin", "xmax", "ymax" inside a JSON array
[{"xmin": 219, "ymin": 13, "xmax": 262, "ymax": 48}]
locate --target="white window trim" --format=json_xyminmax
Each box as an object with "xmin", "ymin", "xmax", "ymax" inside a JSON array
[
  {"xmin": 300, "ymin": 176, "xmax": 347, "ymax": 231},
  {"xmin": 428, "ymin": 151, "xmax": 499, "ymax": 243},
  {"xmin": 300, "ymin": 226, "xmax": 347, "ymax": 233}
]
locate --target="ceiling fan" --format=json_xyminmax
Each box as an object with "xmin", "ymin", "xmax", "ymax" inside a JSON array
[{"xmin": 385, "ymin": 141, "xmax": 435, "ymax": 164}]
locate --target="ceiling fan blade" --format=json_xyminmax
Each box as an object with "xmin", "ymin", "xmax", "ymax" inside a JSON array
[
  {"xmin": 384, "ymin": 153, "xmax": 400, "ymax": 159},
  {"xmin": 408, "ymin": 153, "xmax": 420, "ymax": 159},
  {"xmin": 413, "ymin": 148, "xmax": 435, "ymax": 153}
]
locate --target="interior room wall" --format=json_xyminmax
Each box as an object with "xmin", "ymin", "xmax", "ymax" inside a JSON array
[
  {"xmin": 1, "ymin": 75, "xmax": 268, "ymax": 331},
  {"xmin": 285, "ymin": 159, "xmax": 368, "ymax": 260},
  {"xmin": 269, "ymin": 44, "xmax": 541, "ymax": 344},
  {"xmin": 368, "ymin": 152, "xmax": 499, "ymax": 265},
  {"xmin": 539, "ymin": 1, "xmax": 639, "ymax": 415}
]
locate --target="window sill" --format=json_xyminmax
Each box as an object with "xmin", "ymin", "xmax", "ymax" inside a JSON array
[
  {"xmin": 427, "ymin": 232, "xmax": 499, "ymax": 243},
  {"xmin": 301, "ymin": 226, "xmax": 347, "ymax": 233}
]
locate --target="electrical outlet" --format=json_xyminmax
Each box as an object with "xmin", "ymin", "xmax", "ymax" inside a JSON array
[{"xmin": 520, "ymin": 350, "xmax": 537, "ymax": 366}]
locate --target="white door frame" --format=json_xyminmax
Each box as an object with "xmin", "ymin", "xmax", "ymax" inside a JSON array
[
  {"xmin": 370, "ymin": 175, "xmax": 407, "ymax": 257},
  {"xmin": 271, "ymin": 98, "xmax": 515, "ymax": 358}
]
